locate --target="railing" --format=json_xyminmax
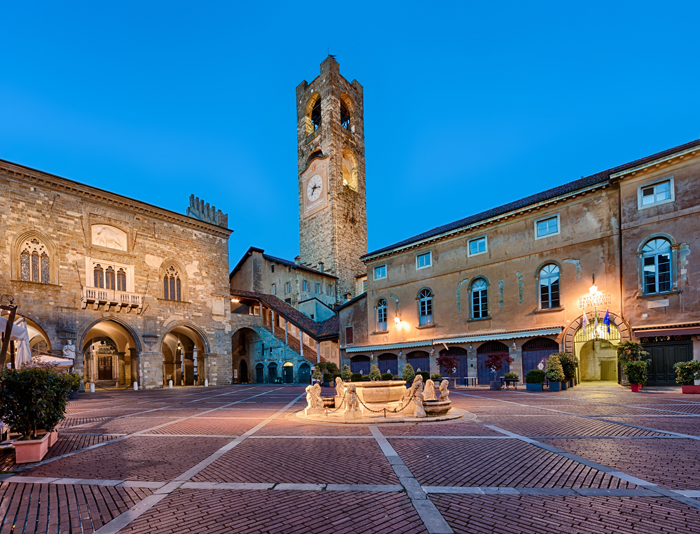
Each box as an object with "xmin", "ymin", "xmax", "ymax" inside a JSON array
[
  {"xmin": 261, "ymin": 318, "xmax": 318, "ymax": 362},
  {"xmin": 81, "ymin": 288, "xmax": 142, "ymax": 310}
]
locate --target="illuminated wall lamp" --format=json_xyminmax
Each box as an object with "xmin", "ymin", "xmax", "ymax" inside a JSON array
[{"xmin": 589, "ymin": 274, "xmax": 598, "ymax": 296}]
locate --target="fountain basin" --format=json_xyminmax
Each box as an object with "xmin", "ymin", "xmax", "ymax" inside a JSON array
[
  {"xmin": 353, "ymin": 380, "xmax": 408, "ymax": 405},
  {"xmin": 424, "ymin": 400, "xmax": 451, "ymax": 416}
]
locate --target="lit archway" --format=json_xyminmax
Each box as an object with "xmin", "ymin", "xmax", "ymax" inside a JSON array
[
  {"xmin": 231, "ymin": 327, "xmax": 261, "ymax": 384},
  {"xmin": 162, "ymin": 325, "xmax": 207, "ymax": 386},
  {"xmin": 80, "ymin": 319, "xmax": 139, "ymax": 386}
]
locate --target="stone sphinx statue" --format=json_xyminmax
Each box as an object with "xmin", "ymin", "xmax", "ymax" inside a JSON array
[
  {"xmin": 412, "ymin": 374, "xmax": 424, "ymax": 394},
  {"xmin": 344, "ymin": 383, "xmax": 361, "ymax": 420},
  {"xmin": 439, "ymin": 379, "xmax": 450, "ymax": 402},
  {"xmin": 304, "ymin": 384, "xmax": 324, "ymax": 416},
  {"xmin": 413, "ymin": 392, "xmax": 426, "ymax": 418},
  {"xmin": 334, "ymin": 377, "xmax": 346, "ymax": 410},
  {"xmin": 423, "ymin": 379, "xmax": 436, "ymax": 401}
]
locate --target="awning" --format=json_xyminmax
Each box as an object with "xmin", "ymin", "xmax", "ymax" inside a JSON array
[
  {"xmin": 433, "ymin": 327, "xmax": 563, "ymax": 345},
  {"xmin": 633, "ymin": 326, "xmax": 700, "ymax": 337},
  {"xmin": 346, "ymin": 340, "xmax": 433, "ymax": 353}
]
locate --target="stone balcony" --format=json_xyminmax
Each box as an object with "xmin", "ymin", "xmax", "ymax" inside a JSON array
[{"xmin": 81, "ymin": 287, "xmax": 142, "ymax": 312}]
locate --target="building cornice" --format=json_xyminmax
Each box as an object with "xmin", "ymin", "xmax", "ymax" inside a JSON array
[
  {"xmin": 609, "ymin": 146, "xmax": 700, "ymax": 180},
  {"xmin": 0, "ymin": 159, "xmax": 233, "ymax": 239}
]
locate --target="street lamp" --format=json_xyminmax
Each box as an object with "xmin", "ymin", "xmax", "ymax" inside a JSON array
[{"xmin": 589, "ymin": 274, "xmax": 598, "ymax": 296}]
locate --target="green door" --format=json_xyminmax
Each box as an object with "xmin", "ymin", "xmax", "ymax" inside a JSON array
[{"xmin": 642, "ymin": 338, "xmax": 692, "ymax": 386}]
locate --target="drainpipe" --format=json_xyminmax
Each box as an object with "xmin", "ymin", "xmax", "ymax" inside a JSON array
[{"xmin": 316, "ymin": 340, "xmax": 320, "ymax": 364}]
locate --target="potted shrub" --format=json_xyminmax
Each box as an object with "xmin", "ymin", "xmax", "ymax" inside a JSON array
[
  {"xmin": 674, "ymin": 361, "xmax": 700, "ymax": 394},
  {"xmin": 624, "ymin": 360, "xmax": 649, "ymax": 392},
  {"xmin": 66, "ymin": 372, "xmax": 83, "ymax": 399},
  {"xmin": 325, "ymin": 362, "xmax": 339, "ymax": 375},
  {"xmin": 361, "ymin": 374, "xmax": 370, "ymax": 381},
  {"xmin": 484, "ymin": 353, "xmax": 514, "ymax": 390},
  {"xmin": 418, "ymin": 371, "xmax": 430, "ymax": 383},
  {"xmin": 545, "ymin": 354, "xmax": 565, "ymax": 391},
  {"xmin": 350, "ymin": 372, "xmax": 362, "ymax": 382},
  {"xmin": 341, "ymin": 365, "xmax": 352, "ymax": 382},
  {"xmin": 431, "ymin": 373, "xmax": 443, "ymax": 381},
  {"xmin": 525, "ymin": 369, "xmax": 545, "ymax": 391},
  {"xmin": 381, "ymin": 372, "xmax": 393, "ymax": 381},
  {"xmin": 0, "ymin": 367, "xmax": 72, "ymax": 463},
  {"xmin": 369, "ymin": 365, "xmax": 382, "ymax": 381},
  {"xmin": 436, "ymin": 352, "xmax": 459, "ymax": 378},
  {"xmin": 311, "ymin": 366, "xmax": 322, "ymax": 384},
  {"xmin": 556, "ymin": 352, "xmax": 578, "ymax": 387},
  {"xmin": 402, "ymin": 363, "xmax": 415, "ymax": 385},
  {"xmin": 322, "ymin": 372, "xmax": 332, "ymax": 386},
  {"xmin": 617, "ymin": 341, "xmax": 649, "ymax": 387}
]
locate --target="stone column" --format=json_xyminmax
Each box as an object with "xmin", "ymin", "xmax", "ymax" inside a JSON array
[
  {"xmin": 136, "ymin": 351, "xmax": 164, "ymax": 389},
  {"xmin": 118, "ymin": 352, "xmax": 126, "ymax": 385},
  {"xmin": 206, "ymin": 353, "xmax": 219, "ymax": 385},
  {"xmin": 429, "ymin": 348, "xmax": 438, "ymax": 376},
  {"xmin": 510, "ymin": 342, "xmax": 523, "ymax": 384},
  {"xmin": 126, "ymin": 348, "xmax": 135, "ymax": 384}
]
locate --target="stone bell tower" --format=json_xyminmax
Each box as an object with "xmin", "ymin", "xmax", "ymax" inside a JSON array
[{"xmin": 296, "ymin": 56, "xmax": 367, "ymax": 300}]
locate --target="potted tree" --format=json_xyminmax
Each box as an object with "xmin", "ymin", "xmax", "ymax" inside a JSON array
[
  {"xmin": 556, "ymin": 352, "xmax": 578, "ymax": 388},
  {"xmin": 623, "ymin": 360, "xmax": 649, "ymax": 392},
  {"xmin": 484, "ymin": 353, "xmax": 514, "ymax": 390},
  {"xmin": 545, "ymin": 354, "xmax": 565, "ymax": 391},
  {"xmin": 369, "ymin": 365, "xmax": 382, "ymax": 381},
  {"xmin": 0, "ymin": 367, "xmax": 72, "ymax": 463},
  {"xmin": 66, "ymin": 372, "xmax": 83, "ymax": 399},
  {"xmin": 674, "ymin": 361, "xmax": 700, "ymax": 394},
  {"xmin": 402, "ymin": 363, "xmax": 415, "ymax": 386},
  {"xmin": 341, "ymin": 364, "xmax": 352, "ymax": 382},
  {"xmin": 525, "ymin": 369, "xmax": 545, "ymax": 391},
  {"xmin": 617, "ymin": 341, "xmax": 649, "ymax": 387},
  {"xmin": 436, "ymin": 352, "xmax": 459, "ymax": 379}
]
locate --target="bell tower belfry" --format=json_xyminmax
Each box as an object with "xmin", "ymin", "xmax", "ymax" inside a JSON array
[{"xmin": 297, "ymin": 56, "xmax": 367, "ymax": 300}]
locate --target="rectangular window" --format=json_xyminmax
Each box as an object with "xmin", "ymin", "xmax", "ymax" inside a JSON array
[
  {"xmin": 639, "ymin": 178, "xmax": 674, "ymax": 208},
  {"xmin": 374, "ymin": 265, "xmax": 387, "ymax": 280},
  {"xmin": 326, "ymin": 284, "xmax": 332, "ymax": 296},
  {"xmin": 284, "ymin": 282, "xmax": 291, "ymax": 294},
  {"xmin": 303, "ymin": 280, "xmax": 308, "ymax": 291},
  {"xmin": 535, "ymin": 215, "xmax": 560, "ymax": 239},
  {"xmin": 468, "ymin": 236, "xmax": 487, "ymax": 256},
  {"xmin": 416, "ymin": 252, "xmax": 432, "ymax": 269},
  {"xmin": 271, "ymin": 264, "xmax": 275, "ymax": 273},
  {"xmin": 271, "ymin": 283, "xmax": 276, "ymax": 295},
  {"xmin": 315, "ymin": 282, "xmax": 320, "ymax": 294},
  {"xmin": 363, "ymin": 280, "xmax": 368, "ymax": 292},
  {"xmin": 345, "ymin": 326, "xmax": 354, "ymax": 345}
]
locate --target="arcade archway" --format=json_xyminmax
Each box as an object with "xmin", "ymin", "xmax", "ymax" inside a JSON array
[
  {"xmin": 231, "ymin": 327, "xmax": 261, "ymax": 384},
  {"xmin": 81, "ymin": 319, "xmax": 139, "ymax": 386},
  {"xmin": 162, "ymin": 325, "xmax": 206, "ymax": 386}
]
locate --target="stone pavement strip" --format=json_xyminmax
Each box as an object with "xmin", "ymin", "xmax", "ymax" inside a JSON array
[{"xmin": 2, "ymin": 383, "xmax": 700, "ymax": 532}]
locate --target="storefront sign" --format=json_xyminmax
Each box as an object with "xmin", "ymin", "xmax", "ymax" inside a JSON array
[{"xmin": 578, "ymin": 292, "xmax": 613, "ymax": 309}]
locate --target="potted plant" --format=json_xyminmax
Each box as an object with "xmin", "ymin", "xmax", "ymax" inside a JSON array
[
  {"xmin": 623, "ymin": 360, "xmax": 649, "ymax": 392},
  {"xmin": 436, "ymin": 352, "xmax": 459, "ymax": 378},
  {"xmin": 556, "ymin": 352, "xmax": 578, "ymax": 387},
  {"xmin": 418, "ymin": 371, "xmax": 430, "ymax": 383},
  {"xmin": 0, "ymin": 367, "xmax": 72, "ymax": 463},
  {"xmin": 381, "ymin": 372, "xmax": 393, "ymax": 381},
  {"xmin": 484, "ymin": 353, "xmax": 514, "ymax": 390},
  {"xmin": 369, "ymin": 365, "xmax": 382, "ymax": 381},
  {"xmin": 350, "ymin": 372, "xmax": 363, "ymax": 382},
  {"xmin": 322, "ymin": 372, "xmax": 332, "ymax": 386},
  {"xmin": 341, "ymin": 365, "xmax": 352, "ymax": 382},
  {"xmin": 617, "ymin": 341, "xmax": 649, "ymax": 387},
  {"xmin": 674, "ymin": 361, "xmax": 700, "ymax": 394},
  {"xmin": 545, "ymin": 354, "xmax": 565, "ymax": 391},
  {"xmin": 402, "ymin": 363, "xmax": 415, "ymax": 386},
  {"xmin": 525, "ymin": 369, "xmax": 545, "ymax": 391},
  {"xmin": 66, "ymin": 372, "xmax": 83, "ymax": 399}
]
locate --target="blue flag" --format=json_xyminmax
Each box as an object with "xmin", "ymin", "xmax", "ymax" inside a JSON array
[{"xmin": 603, "ymin": 308, "xmax": 611, "ymax": 334}]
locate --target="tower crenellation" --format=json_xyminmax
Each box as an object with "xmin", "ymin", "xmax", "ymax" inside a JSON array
[{"xmin": 297, "ymin": 56, "xmax": 368, "ymax": 301}]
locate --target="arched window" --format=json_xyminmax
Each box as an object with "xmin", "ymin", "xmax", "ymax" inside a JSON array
[
  {"xmin": 307, "ymin": 150, "xmax": 323, "ymax": 166},
  {"xmin": 94, "ymin": 264, "xmax": 104, "ymax": 288},
  {"xmin": 376, "ymin": 298, "xmax": 388, "ymax": 331},
  {"xmin": 418, "ymin": 288, "xmax": 433, "ymax": 326},
  {"xmin": 20, "ymin": 238, "xmax": 50, "ymax": 284},
  {"xmin": 642, "ymin": 238, "xmax": 672, "ymax": 294},
  {"xmin": 471, "ymin": 279, "xmax": 488, "ymax": 319},
  {"xmin": 163, "ymin": 266, "xmax": 182, "ymax": 301},
  {"xmin": 311, "ymin": 98, "xmax": 321, "ymax": 131},
  {"xmin": 342, "ymin": 148, "xmax": 358, "ymax": 191},
  {"xmin": 539, "ymin": 264, "xmax": 560, "ymax": 309},
  {"xmin": 105, "ymin": 266, "xmax": 115, "ymax": 290},
  {"xmin": 117, "ymin": 268, "xmax": 127, "ymax": 291},
  {"xmin": 340, "ymin": 101, "xmax": 351, "ymax": 130}
]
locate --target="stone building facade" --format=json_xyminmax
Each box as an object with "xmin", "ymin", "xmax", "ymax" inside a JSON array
[
  {"xmin": 339, "ymin": 140, "xmax": 700, "ymax": 386},
  {"xmin": 0, "ymin": 159, "xmax": 232, "ymax": 389},
  {"xmin": 297, "ymin": 56, "xmax": 368, "ymax": 300}
]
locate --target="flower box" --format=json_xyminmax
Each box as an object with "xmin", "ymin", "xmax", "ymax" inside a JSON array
[
  {"xmin": 526, "ymin": 383, "xmax": 543, "ymax": 392},
  {"xmin": 14, "ymin": 432, "xmax": 51, "ymax": 464},
  {"xmin": 681, "ymin": 385, "xmax": 700, "ymax": 394},
  {"xmin": 549, "ymin": 381, "xmax": 562, "ymax": 392}
]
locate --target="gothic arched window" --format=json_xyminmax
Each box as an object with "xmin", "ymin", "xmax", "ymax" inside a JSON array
[
  {"xmin": 471, "ymin": 278, "xmax": 488, "ymax": 319},
  {"xmin": 539, "ymin": 264, "xmax": 560, "ymax": 309},
  {"xmin": 642, "ymin": 238, "xmax": 672, "ymax": 294},
  {"xmin": 376, "ymin": 298, "xmax": 388, "ymax": 331},
  {"xmin": 94, "ymin": 264, "xmax": 105, "ymax": 288},
  {"xmin": 117, "ymin": 268, "xmax": 127, "ymax": 291},
  {"xmin": 164, "ymin": 266, "xmax": 182, "ymax": 301},
  {"xmin": 418, "ymin": 288, "xmax": 434, "ymax": 326},
  {"xmin": 340, "ymin": 101, "xmax": 351, "ymax": 130},
  {"xmin": 105, "ymin": 266, "xmax": 115, "ymax": 290},
  {"xmin": 311, "ymin": 98, "xmax": 322, "ymax": 131},
  {"xmin": 20, "ymin": 238, "xmax": 50, "ymax": 284}
]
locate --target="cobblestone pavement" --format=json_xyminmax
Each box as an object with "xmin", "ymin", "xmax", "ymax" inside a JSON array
[{"xmin": 1, "ymin": 383, "xmax": 700, "ymax": 533}]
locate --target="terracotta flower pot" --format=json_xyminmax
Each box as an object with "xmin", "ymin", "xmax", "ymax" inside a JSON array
[
  {"xmin": 681, "ymin": 385, "xmax": 700, "ymax": 394},
  {"xmin": 14, "ymin": 432, "xmax": 51, "ymax": 463},
  {"xmin": 630, "ymin": 384, "xmax": 641, "ymax": 392}
]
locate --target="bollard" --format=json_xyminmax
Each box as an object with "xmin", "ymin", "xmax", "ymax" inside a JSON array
[
  {"xmin": 90, "ymin": 383, "xmax": 95, "ymax": 393},
  {"xmin": 133, "ymin": 382, "xmax": 138, "ymax": 391},
  {"xmin": 204, "ymin": 379, "xmax": 208, "ymax": 387},
  {"xmin": 169, "ymin": 380, "xmax": 173, "ymax": 389}
]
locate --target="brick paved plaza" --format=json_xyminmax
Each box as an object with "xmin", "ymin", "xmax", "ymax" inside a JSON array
[{"xmin": 2, "ymin": 383, "xmax": 700, "ymax": 533}]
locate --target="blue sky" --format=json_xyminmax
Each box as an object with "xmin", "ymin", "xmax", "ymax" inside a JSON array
[{"xmin": 2, "ymin": 1, "xmax": 699, "ymax": 267}]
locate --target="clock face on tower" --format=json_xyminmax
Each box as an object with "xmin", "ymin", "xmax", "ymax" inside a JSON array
[{"xmin": 307, "ymin": 175, "xmax": 323, "ymax": 202}]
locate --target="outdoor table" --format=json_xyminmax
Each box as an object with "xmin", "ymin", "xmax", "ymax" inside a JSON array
[{"xmin": 500, "ymin": 377, "xmax": 518, "ymax": 390}]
